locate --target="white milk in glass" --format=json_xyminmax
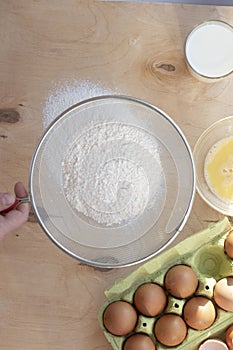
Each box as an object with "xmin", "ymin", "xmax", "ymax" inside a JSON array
[{"xmin": 185, "ymin": 21, "xmax": 233, "ymax": 81}]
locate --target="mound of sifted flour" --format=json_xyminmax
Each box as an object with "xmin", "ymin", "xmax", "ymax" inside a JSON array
[{"xmin": 62, "ymin": 122, "xmax": 162, "ymax": 226}]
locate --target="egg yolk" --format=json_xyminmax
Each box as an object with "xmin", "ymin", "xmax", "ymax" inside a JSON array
[{"xmin": 204, "ymin": 136, "xmax": 233, "ymax": 202}]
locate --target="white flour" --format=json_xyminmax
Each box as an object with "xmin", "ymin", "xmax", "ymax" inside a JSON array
[
  {"xmin": 43, "ymin": 79, "xmax": 118, "ymax": 130},
  {"xmin": 62, "ymin": 122, "xmax": 162, "ymax": 226},
  {"xmin": 43, "ymin": 80, "xmax": 163, "ymax": 227}
]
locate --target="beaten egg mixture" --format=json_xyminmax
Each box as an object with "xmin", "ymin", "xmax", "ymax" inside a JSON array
[{"xmin": 204, "ymin": 136, "xmax": 233, "ymax": 202}]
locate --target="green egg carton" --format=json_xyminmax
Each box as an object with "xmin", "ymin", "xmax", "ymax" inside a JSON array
[{"xmin": 99, "ymin": 217, "xmax": 233, "ymax": 350}]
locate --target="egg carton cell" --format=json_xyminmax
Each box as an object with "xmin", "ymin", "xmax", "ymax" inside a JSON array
[
  {"xmin": 99, "ymin": 217, "xmax": 233, "ymax": 350},
  {"xmin": 192, "ymin": 245, "xmax": 232, "ymax": 279}
]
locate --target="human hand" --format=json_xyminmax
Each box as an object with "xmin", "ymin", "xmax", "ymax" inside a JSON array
[{"xmin": 0, "ymin": 182, "xmax": 30, "ymax": 240}]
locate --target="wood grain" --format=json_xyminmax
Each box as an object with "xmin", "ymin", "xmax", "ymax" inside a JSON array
[
  {"xmin": 0, "ymin": 109, "xmax": 20, "ymax": 123},
  {"xmin": 0, "ymin": 1, "xmax": 233, "ymax": 349}
]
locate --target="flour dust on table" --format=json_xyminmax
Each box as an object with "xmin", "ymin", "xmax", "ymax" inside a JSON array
[{"xmin": 42, "ymin": 79, "xmax": 119, "ymax": 130}]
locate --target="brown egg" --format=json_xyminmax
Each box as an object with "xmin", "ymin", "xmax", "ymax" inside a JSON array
[
  {"xmin": 103, "ymin": 300, "xmax": 137, "ymax": 336},
  {"xmin": 183, "ymin": 296, "xmax": 216, "ymax": 330},
  {"xmin": 164, "ymin": 264, "xmax": 199, "ymax": 298},
  {"xmin": 123, "ymin": 333, "xmax": 156, "ymax": 350},
  {"xmin": 199, "ymin": 339, "xmax": 229, "ymax": 350},
  {"xmin": 214, "ymin": 277, "xmax": 233, "ymax": 312},
  {"xmin": 154, "ymin": 314, "xmax": 187, "ymax": 347},
  {"xmin": 226, "ymin": 324, "xmax": 233, "ymax": 350},
  {"xmin": 225, "ymin": 230, "xmax": 233, "ymax": 259},
  {"xmin": 133, "ymin": 283, "xmax": 167, "ymax": 317}
]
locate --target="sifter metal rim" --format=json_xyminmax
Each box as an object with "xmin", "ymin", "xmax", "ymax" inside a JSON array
[{"xmin": 28, "ymin": 95, "xmax": 196, "ymax": 268}]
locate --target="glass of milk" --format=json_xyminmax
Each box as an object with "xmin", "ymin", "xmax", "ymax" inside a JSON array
[{"xmin": 185, "ymin": 20, "xmax": 233, "ymax": 82}]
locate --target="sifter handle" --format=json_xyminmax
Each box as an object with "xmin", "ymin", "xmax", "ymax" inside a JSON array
[{"xmin": 0, "ymin": 197, "xmax": 30, "ymax": 215}]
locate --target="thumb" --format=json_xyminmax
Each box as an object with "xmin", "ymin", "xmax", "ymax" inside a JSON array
[{"xmin": 0, "ymin": 193, "xmax": 15, "ymax": 212}]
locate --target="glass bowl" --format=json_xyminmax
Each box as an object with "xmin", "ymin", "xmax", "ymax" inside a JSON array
[
  {"xmin": 29, "ymin": 95, "xmax": 195, "ymax": 268},
  {"xmin": 193, "ymin": 116, "xmax": 233, "ymax": 216}
]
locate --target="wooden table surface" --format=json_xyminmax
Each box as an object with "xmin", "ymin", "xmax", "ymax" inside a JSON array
[{"xmin": 0, "ymin": 1, "xmax": 233, "ymax": 349}]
